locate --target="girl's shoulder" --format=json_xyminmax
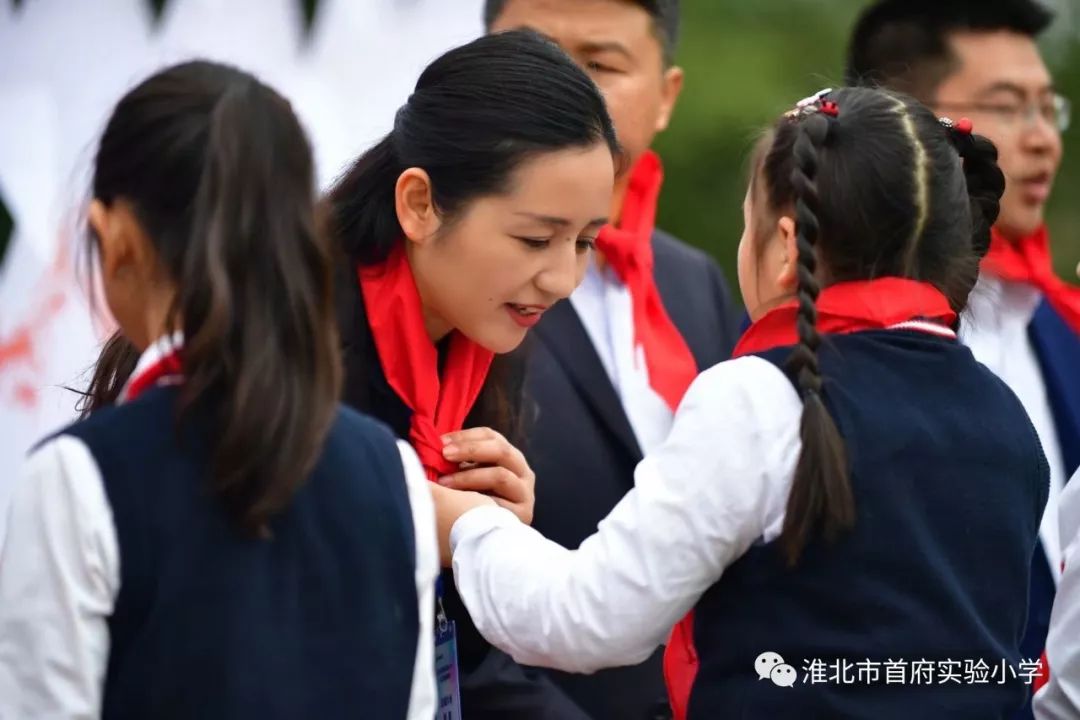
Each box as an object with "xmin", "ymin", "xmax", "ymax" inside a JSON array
[{"xmin": 686, "ymin": 355, "xmax": 802, "ymax": 419}]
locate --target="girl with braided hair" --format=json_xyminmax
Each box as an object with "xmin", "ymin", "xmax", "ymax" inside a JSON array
[{"xmin": 431, "ymin": 86, "xmax": 1049, "ymax": 719}]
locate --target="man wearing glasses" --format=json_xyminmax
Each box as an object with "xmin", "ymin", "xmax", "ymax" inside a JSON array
[{"xmin": 846, "ymin": 2, "xmax": 1080, "ymax": 719}]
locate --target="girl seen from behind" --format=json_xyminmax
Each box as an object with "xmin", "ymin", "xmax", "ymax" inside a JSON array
[{"xmin": 0, "ymin": 60, "xmax": 437, "ymax": 719}]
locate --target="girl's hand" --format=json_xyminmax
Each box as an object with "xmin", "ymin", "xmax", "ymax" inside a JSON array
[{"xmin": 438, "ymin": 427, "xmax": 535, "ymax": 525}]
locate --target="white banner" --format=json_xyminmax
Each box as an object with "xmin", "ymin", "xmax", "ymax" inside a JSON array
[{"xmin": 0, "ymin": 0, "xmax": 483, "ymax": 526}]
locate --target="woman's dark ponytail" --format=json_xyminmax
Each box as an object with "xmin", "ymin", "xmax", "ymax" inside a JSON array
[
  {"xmin": 326, "ymin": 134, "xmax": 404, "ymax": 265},
  {"xmin": 780, "ymin": 113, "xmax": 854, "ymax": 566},
  {"xmin": 89, "ymin": 61, "xmax": 341, "ymax": 534}
]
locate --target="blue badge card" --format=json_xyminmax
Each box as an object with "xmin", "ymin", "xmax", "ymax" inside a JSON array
[{"xmin": 434, "ymin": 587, "xmax": 461, "ymax": 719}]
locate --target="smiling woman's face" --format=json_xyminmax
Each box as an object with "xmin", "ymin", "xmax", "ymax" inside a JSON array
[{"xmin": 404, "ymin": 141, "xmax": 615, "ymax": 353}]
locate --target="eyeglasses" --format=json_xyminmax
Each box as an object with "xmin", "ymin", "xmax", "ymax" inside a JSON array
[{"xmin": 934, "ymin": 93, "xmax": 1071, "ymax": 133}]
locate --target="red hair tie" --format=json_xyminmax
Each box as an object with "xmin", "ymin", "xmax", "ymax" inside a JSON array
[{"xmin": 939, "ymin": 116, "xmax": 974, "ymax": 135}]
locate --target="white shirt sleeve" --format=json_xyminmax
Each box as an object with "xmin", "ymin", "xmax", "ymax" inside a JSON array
[
  {"xmin": 0, "ymin": 434, "xmax": 120, "ymax": 720},
  {"xmin": 1036, "ymin": 468, "xmax": 1080, "ymax": 720},
  {"xmin": 398, "ymin": 440, "xmax": 438, "ymax": 720},
  {"xmin": 450, "ymin": 356, "xmax": 803, "ymax": 673}
]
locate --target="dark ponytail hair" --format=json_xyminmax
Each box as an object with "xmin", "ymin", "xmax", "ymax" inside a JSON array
[
  {"xmin": 752, "ymin": 87, "xmax": 1005, "ymax": 564},
  {"xmin": 781, "ymin": 113, "xmax": 854, "ymax": 565},
  {"xmin": 327, "ymin": 30, "xmax": 620, "ymax": 441},
  {"xmin": 89, "ymin": 60, "xmax": 341, "ymax": 534},
  {"xmin": 78, "ymin": 331, "xmax": 140, "ymax": 415},
  {"xmin": 947, "ymin": 128, "xmax": 1005, "ymax": 259}
]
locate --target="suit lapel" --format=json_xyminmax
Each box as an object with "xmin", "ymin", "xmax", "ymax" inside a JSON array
[
  {"xmin": 1030, "ymin": 300, "xmax": 1080, "ymax": 479},
  {"xmin": 534, "ymin": 299, "xmax": 642, "ymax": 461}
]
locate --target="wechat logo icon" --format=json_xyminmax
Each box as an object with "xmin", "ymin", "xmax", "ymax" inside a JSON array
[{"xmin": 755, "ymin": 651, "xmax": 797, "ymax": 688}]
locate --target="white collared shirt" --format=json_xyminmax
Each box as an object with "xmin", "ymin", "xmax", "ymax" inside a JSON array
[
  {"xmin": 570, "ymin": 257, "xmax": 674, "ymax": 455},
  {"xmin": 451, "ymin": 355, "xmax": 804, "ymax": 672},
  {"xmin": 0, "ymin": 335, "xmax": 438, "ymax": 719},
  {"xmin": 960, "ymin": 275, "xmax": 1067, "ymax": 581},
  {"xmin": 1035, "ymin": 467, "xmax": 1080, "ymax": 719}
]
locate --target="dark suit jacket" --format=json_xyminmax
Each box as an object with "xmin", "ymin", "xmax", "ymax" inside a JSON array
[{"xmin": 522, "ymin": 229, "xmax": 739, "ymax": 719}]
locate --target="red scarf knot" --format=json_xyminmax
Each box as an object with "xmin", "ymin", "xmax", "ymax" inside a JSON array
[{"xmin": 358, "ymin": 245, "xmax": 494, "ymax": 481}]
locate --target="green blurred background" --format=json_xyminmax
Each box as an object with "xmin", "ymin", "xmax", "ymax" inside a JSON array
[{"xmin": 654, "ymin": 0, "xmax": 1080, "ymax": 299}]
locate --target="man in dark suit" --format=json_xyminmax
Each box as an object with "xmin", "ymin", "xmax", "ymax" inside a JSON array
[
  {"xmin": 846, "ymin": 4, "xmax": 1079, "ymax": 719},
  {"xmin": 479, "ymin": 2, "xmax": 740, "ymax": 718}
]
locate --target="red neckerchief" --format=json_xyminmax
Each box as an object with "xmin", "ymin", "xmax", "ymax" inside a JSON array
[
  {"xmin": 664, "ymin": 277, "xmax": 956, "ymax": 720},
  {"xmin": 358, "ymin": 245, "xmax": 494, "ymax": 481},
  {"xmin": 733, "ymin": 277, "xmax": 957, "ymax": 357},
  {"xmin": 596, "ymin": 150, "xmax": 698, "ymax": 411},
  {"xmin": 981, "ymin": 225, "xmax": 1080, "ymax": 334},
  {"xmin": 118, "ymin": 337, "xmax": 183, "ymax": 403}
]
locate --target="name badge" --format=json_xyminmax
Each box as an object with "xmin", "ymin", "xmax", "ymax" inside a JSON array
[{"xmin": 434, "ymin": 587, "xmax": 461, "ymax": 719}]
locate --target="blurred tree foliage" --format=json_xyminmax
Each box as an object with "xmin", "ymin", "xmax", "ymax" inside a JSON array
[{"xmin": 655, "ymin": 0, "xmax": 1080, "ymax": 298}]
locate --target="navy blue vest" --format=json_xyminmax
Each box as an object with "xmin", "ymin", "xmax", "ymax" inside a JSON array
[
  {"xmin": 687, "ymin": 331, "xmax": 1049, "ymax": 720},
  {"xmin": 61, "ymin": 387, "xmax": 419, "ymax": 720}
]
